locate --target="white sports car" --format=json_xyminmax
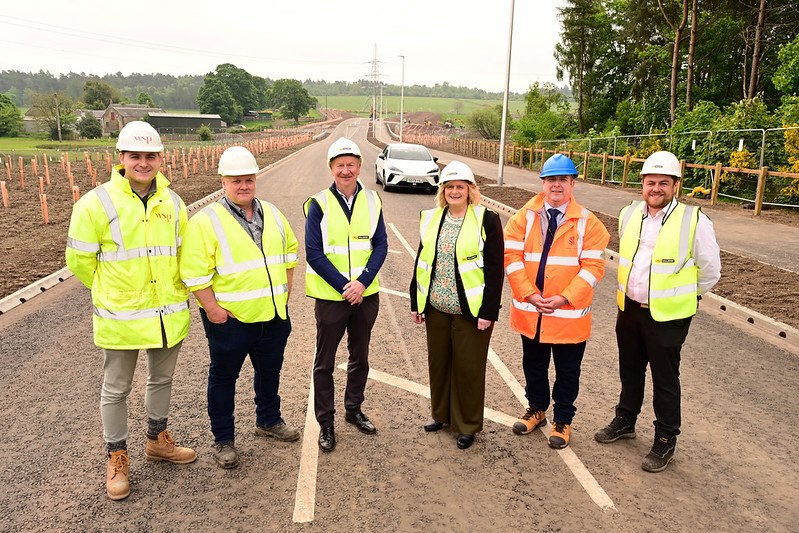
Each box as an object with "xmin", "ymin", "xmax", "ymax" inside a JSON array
[{"xmin": 375, "ymin": 143, "xmax": 440, "ymax": 193}]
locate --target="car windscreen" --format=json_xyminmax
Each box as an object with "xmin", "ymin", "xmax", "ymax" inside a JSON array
[{"xmin": 389, "ymin": 146, "xmax": 432, "ymax": 161}]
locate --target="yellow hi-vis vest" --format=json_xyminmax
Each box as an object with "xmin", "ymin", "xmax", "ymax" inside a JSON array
[
  {"xmin": 415, "ymin": 205, "xmax": 487, "ymax": 317},
  {"xmin": 617, "ymin": 201, "xmax": 700, "ymax": 321},
  {"xmin": 179, "ymin": 200, "xmax": 298, "ymax": 323},
  {"xmin": 303, "ymin": 187, "xmax": 382, "ymax": 301},
  {"xmin": 65, "ymin": 166, "xmax": 189, "ymax": 349}
]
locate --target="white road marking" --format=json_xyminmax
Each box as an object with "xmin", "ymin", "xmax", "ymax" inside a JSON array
[
  {"xmin": 388, "ymin": 222, "xmax": 417, "ymax": 256},
  {"xmin": 380, "ymin": 287, "xmax": 410, "ymax": 299},
  {"xmin": 293, "ymin": 372, "xmax": 320, "ymax": 523}
]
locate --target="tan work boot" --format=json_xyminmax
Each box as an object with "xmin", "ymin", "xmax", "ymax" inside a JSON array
[
  {"xmin": 144, "ymin": 429, "xmax": 197, "ymax": 464},
  {"xmin": 106, "ymin": 450, "xmax": 130, "ymax": 501},
  {"xmin": 549, "ymin": 422, "xmax": 571, "ymax": 449},
  {"xmin": 512, "ymin": 408, "xmax": 547, "ymax": 435}
]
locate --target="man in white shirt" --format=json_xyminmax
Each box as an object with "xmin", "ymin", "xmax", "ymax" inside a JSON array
[{"xmin": 595, "ymin": 150, "xmax": 721, "ymax": 473}]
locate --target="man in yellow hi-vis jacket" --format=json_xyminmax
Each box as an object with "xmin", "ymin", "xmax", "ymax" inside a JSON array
[
  {"xmin": 66, "ymin": 121, "xmax": 196, "ymax": 502},
  {"xmin": 180, "ymin": 146, "xmax": 299, "ymax": 470}
]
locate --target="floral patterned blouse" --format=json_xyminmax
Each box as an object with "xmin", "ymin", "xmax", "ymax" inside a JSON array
[{"xmin": 429, "ymin": 212, "xmax": 464, "ymax": 314}]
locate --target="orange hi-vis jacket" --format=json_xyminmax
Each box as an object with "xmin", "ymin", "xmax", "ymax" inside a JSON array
[{"xmin": 504, "ymin": 193, "xmax": 609, "ymax": 343}]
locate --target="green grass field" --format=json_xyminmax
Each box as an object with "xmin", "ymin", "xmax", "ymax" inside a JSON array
[{"xmin": 315, "ymin": 95, "xmax": 525, "ymax": 119}]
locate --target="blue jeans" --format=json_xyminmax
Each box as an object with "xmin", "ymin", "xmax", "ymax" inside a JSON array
[
  {"xmin": 200, "ymin": 309, "xmax": 291, "ymax": 444},
  {"xmin": 521, "ymin": 333, "xmax": 586, "ymax": 424}
]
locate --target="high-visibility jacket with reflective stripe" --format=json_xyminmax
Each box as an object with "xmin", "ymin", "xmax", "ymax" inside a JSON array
[
  {"xmin": 303, "ymin": 188, "xmax": 382, "ymax": 301},
  {"xmin": 503, "ymin": 193, "xmax": 609, "ymax": 343},
  {"xmin": 415, "ymin": 205, "xmax": 487, "ymax": 317},
  {"xmin": 65, "ymin": 166, "xmax": 189, "ymax": 349},
  {"xmin": 617, "ymin": 201, "xmax": 700, "ymax": 321},
  {"xmin": 180, "ymin": 199, "xmax": 298, "ymax": 323}
]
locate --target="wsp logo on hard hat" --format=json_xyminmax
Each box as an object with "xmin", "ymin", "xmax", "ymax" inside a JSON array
[{"xmin": 134, "ymin": 135, "xmax": 153, "ymax": 143}]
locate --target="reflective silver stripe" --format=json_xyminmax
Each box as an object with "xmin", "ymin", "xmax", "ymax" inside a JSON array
[
  {"xmin": 511, "ymin": 298, "xmax": 590, "ymax": 318},
  {"xmin": 576, "ymin": 208, "xmax": 588, "ymax": 257},
  {"xmin": 98, "ymin": 245, "xmax": 176, "ymax": 262},
  {"xmin": 93, "ymin": 300, "xmax": 188, "ymax": 320},
  {"xmin": 459, "ymin": 260, "xmax": 484, "ymax": 273},
  {"xmin": 417, "ymin": 260, "xmax": 432, "ymax": 272},
  {"xmin": 505, "ymin": 240, "xmax": 525, "ymax": 251},
  {"xmin": 676, "ymin": 205, "xmax": 697, "ymax": 269},
  {"xmin": 183, "ymin": 273, "xmax": 214, "ymax": 287},
  {"xmin": 524, "ymin": 209, "xmax": 537, "ymax": 242},
  {"xmin": 619, "ymin": 257, "xmax": 632, "ymax": 268},
  {"xmin": 286, "ymin": 252, "xmax": 298, "ymax": 263},
  {"xmin": 67, "ymin": 237, "xmax": 100, "ymax": 253},
  {"xmin": 464, "ymin": 284, "xmax": 485, "ymax": 298},
  {"xmin": 206, "ymin": 207, "xmax": 236, "ymax": 268},
  {"xmin": 650, "ymin": 284, "xmax": 696, "ymax": 299},
  {"xmin": 349, "ymin": 242, "xmax": 372, "ymax": 251},
  {"xmin": 543, "ymin": 255, "xmax": 579, "ymax": 266},
  {"xmin": 524, "ymin": 252, "xmax": 543, "ymax": 262},
  {"xmin": 215, "ymin": 284, "xmax": 289, "ymax": 302},
  {"xmin": 651, "ymin": 257, "xmax": 695, "ymax": 275},
  {"xmin": 167, "ymin": 188, "xmax": 182, "ymax": 247},
  {"xmin": 263, "ymin": 201, "xmax": 287, "ymax": 249},
  {"xmin": 580, "ymin": 250, "xmax": 604, "ymax": 259},
  {"xmin": 315, "ymin": 193, "xmax": 331, "ymax": 256},
  {"xmin": 578, "ymin": 269, "xmax": 598, "ymax": 287},
  {"xmin": 351, "ymin": 266, "xmax": 365, "ymax": 277},
  {"xmin": 306, "ymin": 264, "xmax": 354, "ymax": 280},
  {"xmin": 418, "ymin": 283, "xmax": 428, "ymax": 296},
  {"xmin": 420, "ymin": 209, "xmax": 437, "ymax": 240},
  {"xmin": 94, "ymin": 186, "xmax": 124, "ymax": 251},
  {"xmin": 474, "ymin": 205, "xmax": 486, "ymax": 255},
  {"xmin": 323, "ymin": 245, "xmax": 351, "ymax": 255},
  {"xmin": 618, "ymin": 282, "xmax": 626, "ymax": 293},
  {"xmin": 365, "ymin": 189, "xmax": 378, "ymax": 237},
  {"xmin": 619, "ymin": 201, "xmax": 643, "ymax": 236},
  {"xmin": 505, "ymin": 261, "xmax": 525, "ymax": 275}
]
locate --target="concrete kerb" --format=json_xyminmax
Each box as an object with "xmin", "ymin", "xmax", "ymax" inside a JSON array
[
  {"xmin": 480, "ymin": 195, "xmax": 799, "ymax": 353},
  {"xmin": 0, "ymin": 140, "xmax": 320, "ymax": 316}
]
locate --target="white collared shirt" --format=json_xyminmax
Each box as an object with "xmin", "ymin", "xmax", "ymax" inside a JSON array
[
  {"xmin": 543, "ymin": 201, "xmax": 568, "ymax": 231},
  {"xmin": 626, "ymin": 198, "xmax": 721, "ymax": 304}
]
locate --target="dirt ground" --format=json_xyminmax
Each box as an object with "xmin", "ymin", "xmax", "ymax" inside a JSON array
[{"xmin": 2, "ymin": 138, "xmax": 798, "ymax": 331}]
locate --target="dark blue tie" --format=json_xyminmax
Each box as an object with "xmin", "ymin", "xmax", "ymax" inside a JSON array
[{"xmin": 535, "ymin": 208, "xmax": 560, "ymax": 292}]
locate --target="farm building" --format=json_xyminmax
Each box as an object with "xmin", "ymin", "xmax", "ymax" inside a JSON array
[
  {"xmin": 103, "ymin": 104, "xmax": 164, "ymax": 133},
  {"xmin": 147, "ymin": 112, "xmax": 225, "ymax": 132}
]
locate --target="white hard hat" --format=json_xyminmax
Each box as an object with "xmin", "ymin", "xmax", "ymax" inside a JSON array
[
  {"xmin": 218, "ymin": 146, "xmax": 259, "ymax": 176},
  {"xmin": 641, "ymin": 151, "xmax": 681, "ymax": 178},
  {"xmin": 439, "ymin": 160, "xmax": 475, "ymax": 184},
  {"xmin": 116, "ymin": 121, "xmax": 163, "ymax": 152},
  {"xmin": 327, "ymin": 137, "xmax": 362, "ymax": 163}
]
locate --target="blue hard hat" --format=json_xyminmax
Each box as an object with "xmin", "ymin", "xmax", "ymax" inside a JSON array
[{"xmin": 540, "ymin": 153, "xmax": 578, "ymax": 178}]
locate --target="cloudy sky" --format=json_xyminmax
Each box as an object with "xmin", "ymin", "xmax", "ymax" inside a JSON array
[{"xmin": 0, "ymin": 0, "xmax": 566, "ymax": 93}]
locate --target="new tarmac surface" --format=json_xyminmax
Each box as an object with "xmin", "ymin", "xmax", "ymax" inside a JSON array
[{"xmin": 0, "ymin": 119, "xmax": 797, "ymax": 531}]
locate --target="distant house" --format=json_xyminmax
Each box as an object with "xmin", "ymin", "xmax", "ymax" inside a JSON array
[
  {"xmin": 147, "ymin": 112, "xmax": 225, "ymax": 132},
  {"xmin": 103, "ymin": 104, "xmax": 164, "ymax": 133},
  {"xmin": 76, "ymin": 109, "xmax": 105, "ymax": 121}
]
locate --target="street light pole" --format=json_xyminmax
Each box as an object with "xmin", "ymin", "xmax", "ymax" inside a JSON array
[
  {"xmin": 399, "ymin": 55, "xmax": 405, "ymax": 143},
  {"xmin": 497, "ymin": 0, "xmax": 515, "ymax": 187}
]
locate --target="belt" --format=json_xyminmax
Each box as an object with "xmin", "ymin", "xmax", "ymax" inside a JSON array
[{"xmin": 625, "ymin": 296, "xmax": 648, "ymax": 309}]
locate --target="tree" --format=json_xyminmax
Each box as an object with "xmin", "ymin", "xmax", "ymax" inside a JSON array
[
  {"xmin": 467, "ymin": 105, "xmax": 505, "ymax": 139},
  {"xmin": 268, "ymin": 79, "xmax": 317, "ymax": 124},
  {"xmin": 82, "ymin": 80, "xmax": 121, "ymax": 109},
  {"xmin": 212, "ymin": 64, "xmax": 263, "ymax": 113},
  {"xmin": 29, "ymin": 92, "xmax": 76, "ymax": 141},
  {"xmin": 773, "ymin": 35, "xmax": 799, "ymax": 97},
  {"xmin": 197, "ymin": 124, "xmax": 213, "ymax": 141},
  {"xmin": 136, "ymin": 92, "xmax": 155, "ymax": 106},
  {"xmin": 657, "ymin": 0, "xmax": 689, "ymax": 124},
  {"xmin": 0, "ymin": 93, "xmax": 23, "ymax": 137},
  {"xmin": 77, "ymin": 113, "xmax": 103, "ymax": 139},
  {"xmin": 513, "ymin": 82, "xmax": 575, "ymax": 144},
  {"xmin": 197, "ymin": 76, "xmax": 242, "ymax": 124}
]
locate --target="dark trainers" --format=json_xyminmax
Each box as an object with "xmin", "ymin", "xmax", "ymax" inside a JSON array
[
  {"xmin": 512, "ymin": 408, "xmax": 547, "ymax": 435},
  {"xmin": 642, "ymin": 434, "xmax": 676, "ymax": 473},
  {"xmin": 255, "ymin": 421, "xmax": 300, "ymax": 442},
  {"xmin": 594, "ymin": 415, "xmax": 636, "ymax": 443}
]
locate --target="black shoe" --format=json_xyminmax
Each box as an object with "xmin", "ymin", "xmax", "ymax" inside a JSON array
[
  {"xmin": 424, "ymin": 420, "xmax": 444, "ymax": 432},
  {"xmin": 594, "ymin": 415, "xmax": 636, "ymax": 443},
  {"xmin": 456, "ymin": 434, "xmax": 475, "ymax": 449},
  {"xmin": 641, "ymin": 434, "xmax": 676, "ymax": 473},
  {"xmin": 318, "ymin": 427, "xmax": 336, "ymax": 453},
  {"xmin": 345, "ymin": 410, "xmax": 377, "ymax": 435}
]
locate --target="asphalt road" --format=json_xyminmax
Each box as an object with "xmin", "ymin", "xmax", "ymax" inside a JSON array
[{"xmin": 0, "ymin": 119, "xmax": 797, "ymax": 531}]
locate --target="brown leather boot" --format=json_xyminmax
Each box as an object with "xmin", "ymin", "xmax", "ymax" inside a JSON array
[
  {"xmin": 144, "ymin": 430, "xmax": 197, "ymax": 464},
  {"xmin": 106, "ymin": 450, "xmax": 130, "ymax": 501}
]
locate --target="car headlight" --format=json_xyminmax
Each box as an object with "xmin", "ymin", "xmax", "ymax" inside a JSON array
[
  {"xmin": 387, "ymin": 165, "xmax": 402, "ymax": 172},
  {"xmin": 427, "ymin": 168, "xmax": 439, "ymax": 174}
]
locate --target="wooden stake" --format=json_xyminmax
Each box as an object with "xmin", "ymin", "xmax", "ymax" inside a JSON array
[
  {"xmin": 1, "ymin": 180, "xmax": 8, "ymax": 208},
  {"xmin": 39, "ymin": 176, "xmax": 44, "ymax": 196},
  {"xmin": 72, "ymin": 185, "xmax": 80, "ymax": 203},
  {"xmin": 40, "ymin": 193, "xmax": 50, "ymax": 224}
]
